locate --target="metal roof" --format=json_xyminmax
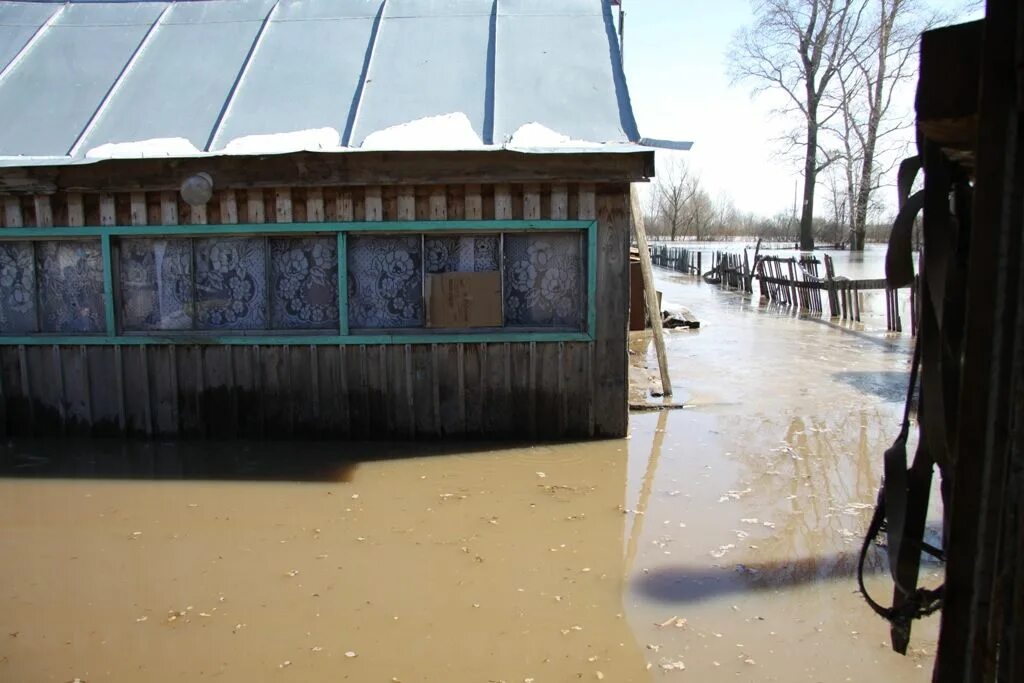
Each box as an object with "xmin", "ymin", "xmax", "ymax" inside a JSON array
[{"xmin": 0, "ymin": 0, "xmax": 677, "ymax": 168}]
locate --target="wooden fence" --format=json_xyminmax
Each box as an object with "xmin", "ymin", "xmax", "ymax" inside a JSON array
[
  {"xmin": 709, "ymin": 251, "xmax": 752, "ymax": 292},
  {"xmin": 755, "ymin": 254, "xmax": 917, "ymax": 334},
  {"xmin": 647, "ymin": 244, "xmax": 917, "ymax": 335},
  {"xmin": 649, "ymin": 244, "xmax": 701, "ymax": 275}
]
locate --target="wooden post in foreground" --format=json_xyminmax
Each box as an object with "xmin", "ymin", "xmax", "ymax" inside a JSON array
[{"xmin": 629, "ymin": 186, "xmax": 672, "ymax": 397}]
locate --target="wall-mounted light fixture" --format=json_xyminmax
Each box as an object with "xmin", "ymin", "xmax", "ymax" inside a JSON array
[{"xmin": 180, "ymin": 172, "xmax": 213, "ymax": 206}]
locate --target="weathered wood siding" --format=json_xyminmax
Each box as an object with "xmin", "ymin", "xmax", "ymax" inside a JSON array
[{"xmin": 0, "ymin": 182, "xmax": 630, "ymax": 439}]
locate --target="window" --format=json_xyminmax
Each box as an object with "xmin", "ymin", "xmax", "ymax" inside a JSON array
[
  {"xmin": 117, "ymin": 236, "xmax": 339, "ymax": 333},
  {"xmin": 347, "ymin": 234, "xmax": 423, "ymax": 329},
  {"xmin": 0, "ymin": 240, "xmax": 106, "ymax": 333},
  {"xmin": 346, "ymin": 232, "xmax": 585, "ymax": 331},
  {"xmin": 503, "ymin": 233, "xmax": 584, "ymax": 328},
  {"xmin": 0, "ymin": 223, "xmax": 591, "ymax": 340}
]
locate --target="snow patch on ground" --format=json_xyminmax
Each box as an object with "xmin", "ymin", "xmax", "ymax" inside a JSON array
[
  {"xmin": 359, "ymin": 112, "xmax": 483, "ymax": 150},
  {"xmin": 223, "ymin": 127, "xmax": 341, "ymax": 155},
  {"xmin": 505, "ymin": 122, "xmax": 598, "ymax": 148},
  {"xmin": 85, "ymin": 138, "xmax": 202, "ymax": 160}
]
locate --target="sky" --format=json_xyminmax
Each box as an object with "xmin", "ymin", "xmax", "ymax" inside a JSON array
[{"xmin": 620, "ymin": 0, "xmax": 981, "ymax": 220}]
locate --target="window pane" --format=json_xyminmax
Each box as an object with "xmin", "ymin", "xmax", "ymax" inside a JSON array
[
  {"xmin": 424, "ymin": 235, "xmax": 499, "ymax": 273},
  {"xmin": 503, "ymin": 233, "xmax": 584, "ymax": 328},
  {"xmin": 347, "ymin": 235, "xmax": 423, "ymax": 329},
  {"xmin": 270, "ymin": 237, "xmax": 338, "ymax": 330},
  {"xmin": 119, "ymin": 238, "xmax": 194, "ymax": 331},
  {"xmin": 0, "ymin": 242, "xmax": 38, "ymax": 333},
  {"xmin": 194, "ymin": 237, "xmax": 267, "ymax": 330},
  {"xmin": 36, "ymin": 240, "xmax": 106, "ymax": 333}
]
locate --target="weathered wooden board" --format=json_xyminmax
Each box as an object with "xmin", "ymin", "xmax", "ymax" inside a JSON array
[{"xmin": 0, "ymin": 181, "xmax": 633, "ymax": 439}]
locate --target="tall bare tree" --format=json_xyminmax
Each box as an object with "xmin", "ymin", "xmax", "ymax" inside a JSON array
[
  {"xmin": 831, "ymin": 0, "xmax": 930, "ymax": 250},
  {"xmin": 729, "ymin": 0, "xmax": 865, "ymax": 250}
]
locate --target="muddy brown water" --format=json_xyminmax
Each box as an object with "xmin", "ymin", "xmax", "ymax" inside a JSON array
[{"xmin": 0, "ymin": 250, "xmax": 942, "ymax": 682}]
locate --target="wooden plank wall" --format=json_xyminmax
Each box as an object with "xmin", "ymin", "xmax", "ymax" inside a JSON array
[{"xmin": 0, "ymin": 182, "xmax": 630, "ymax": 439}]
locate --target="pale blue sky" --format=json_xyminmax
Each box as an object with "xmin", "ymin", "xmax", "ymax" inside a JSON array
[{"xmin": 621, "ymin": 0, "xmax": 980, "ymax": 219}]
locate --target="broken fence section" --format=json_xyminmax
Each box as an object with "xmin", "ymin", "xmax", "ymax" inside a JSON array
[{"xmin": 754, "ymin": 254, "xmax": 917, "ymax": 334}]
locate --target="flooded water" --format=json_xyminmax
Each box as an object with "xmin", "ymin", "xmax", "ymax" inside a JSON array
[{"xmin": 0, "ymin": 247, "xmax": 943, "ymax": 682}]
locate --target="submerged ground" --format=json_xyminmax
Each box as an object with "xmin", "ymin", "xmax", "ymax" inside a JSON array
[{"xmin": 0, "ymin": 245, "xmax": 942, "ymax": 682}]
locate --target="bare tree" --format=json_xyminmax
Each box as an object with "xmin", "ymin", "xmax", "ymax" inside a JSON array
[
  {"xmin": 729, "ymin": 0, "xmax": 866, "ymax": 250},
  {"xmin": 823, "ymin": 163, "xmax": 850, "ymax": 245},
  {"xmin": 654, "ymin": 158, "xmax": 695, "ymax": 240},
  {"xmin": 831, "ymin": 0, "xmax": 931, "ymax": 250}
]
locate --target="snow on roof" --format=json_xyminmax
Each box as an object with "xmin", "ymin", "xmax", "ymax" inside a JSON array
[{"xmin": 0, "ymin": 0, "xmax": 672, "ymax": 167}]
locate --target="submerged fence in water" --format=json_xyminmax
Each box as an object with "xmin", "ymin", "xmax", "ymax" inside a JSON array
[
  {"xmin": 648, "ymin": 243, "xmax": 917, "ymax": 335},
  {"xmin": 649, "ymin": 244, "xmax": 701, "ymax": 275},
  {"xmin": 754, "ymin": 254, "xmax": 916, "ymax": 334}
]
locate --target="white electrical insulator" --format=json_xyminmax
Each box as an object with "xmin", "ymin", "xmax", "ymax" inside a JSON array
[{"xmin": 180, "ymin": 172, "xmax": 213, "ymax": 206}]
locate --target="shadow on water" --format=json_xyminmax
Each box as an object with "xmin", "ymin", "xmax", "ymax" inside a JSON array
[
  {"xmin": 0, "ymin": 438, "xmax": 550, "ymax": 483},
  {"xmin": 833, "ymin": 370, "xmax": 911, "ymax": 402},
  {"xmin": 635, "ymin": 552, "xmax": 882, "ymax": 605},
  {"xmin": 635, "ymin": 540, "xmax": 944, "ymax": 606},
  {"xmin": 799, "ymin": 315, "xmax": 910, "ymax": 353}
]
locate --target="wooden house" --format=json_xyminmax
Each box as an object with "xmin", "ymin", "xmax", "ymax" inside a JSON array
[{"xmin": 0, "ymin": 0, "xmax": 661, "ymax": 439}]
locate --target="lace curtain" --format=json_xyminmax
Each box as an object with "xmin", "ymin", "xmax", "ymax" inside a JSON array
[
  {"xmin": 424, "ymin": 235, "xmax": 499, "ymax": 273},
  {"xmin": 194, "ymin": 237, "xmax": 268, "ymax": 330},
  {"xmin": 36, "ymin": 241, "xmax": 106, "ymax": 333},
  {"xmin": 347, "ymin": 235, "xmax": 423, "ymax": 329},
  {"xmin": 0, "ymin": 242, "xmax": 37, "ymax": 333},
  {"xmin": 1, "ymin": 231, "xmax": 585, "ymax": 336},
  {"xmin": 270, "ymin": 237, "xmax": 338, "ymax": 329},
  {"xmin": 503, "ymin": 233, "xmax": 584, "ymax": 327},
  {"xmin": 119, "ymin": 238, "xmax": 193, "ymax": 331}
]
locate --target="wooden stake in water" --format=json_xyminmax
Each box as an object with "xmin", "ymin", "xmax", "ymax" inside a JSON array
[{"xmin": 629, "ymin": 187, "xmax": 672, "ymax": 398}]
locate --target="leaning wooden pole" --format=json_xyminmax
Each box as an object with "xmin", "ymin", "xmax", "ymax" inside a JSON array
[{"xmin": 629, "ymin": 186, "xmax": 672, "ymax": 397}]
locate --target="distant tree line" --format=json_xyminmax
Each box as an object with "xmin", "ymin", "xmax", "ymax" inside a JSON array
[{"xmin": 643, "ymin": 158, "xmax": 911, "ymax": 245}]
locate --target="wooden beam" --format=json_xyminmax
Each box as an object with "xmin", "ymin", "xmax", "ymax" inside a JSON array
[
  {"xmin": 578, "ymin": 184, "xmax": 596, "ymax": 220},
  {"xmin": 129, "ymin": 192, "xmax": 147, "ymax": 226},
  {"xmin": 66, "ymin": 193, "xmax": 84, "ymax": 226},
  {"xmin": 219, "ymin": 190, "xmax": 238, "ymax": 224},
  {"xmin": 494, "ymin": 184, "xmax": 512, "ymax": 220},
  {"xmin": 550, "ymin": 184, "xmax": 568, "ymax": 219},
  {"xmin": 33, "ymin": 195, "xmax": 53, "ymax": 227},
  {"xmin": 160, "ymin": 191, "xmax": 178, "ymax": 226},
  {"xmin": 3, "ymin": 197, "xmax": 22, "ymax": 227},
  {"xmin": 247, "ymin": 189, "xmax": 265, "ymax": 224},
  {"xmin": 629, "ymin": 186, "xmax": 671, "ymax": 397},
  {"xmin": 523, "ymin": 183, "xmax": 541, "ymax": 220},
  {"xmin": 429, "ymin": 187, "xmax": 447, "ymax": 220},
  {"xmin": 0, "ymin": 151, "xmax": 655, "ymax": 194},
  {"xmin": 336, "ymin": 190, "xmax": 354, "ymax": 221},
  {"xmin": 364, "ymin": 186, "xmax": 382, "ymax": 221},
  {"xmin": 397, "ymin": 188, "xmax": 415, "ymax": 220},
  {"xmin": 274, "ymin": 187, "xmax": 292, "ymax": 223},
  {"xmin": 99, "ymin": 194, "xmax": 116, "ymax": 227},
  {"xmin": 305, "ymin": 187, "xmax": 324, "ymax": 222}
]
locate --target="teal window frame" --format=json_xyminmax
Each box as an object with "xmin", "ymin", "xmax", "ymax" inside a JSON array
[{"xmin": 0, "ymin": 220, "xmax": 598, "ymax": 345}]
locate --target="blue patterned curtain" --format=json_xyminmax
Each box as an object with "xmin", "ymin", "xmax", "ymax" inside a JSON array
[
  {"xmin": 194, "ymin": 237, "xmax": 267, "ymax": 330},
  {"xmin": 36, "ymin": 241, "xmax": 106, "ymax": 333},
  {"xmin": 424, "ymin": 235, "xmax": 499, "ymax": 273},
  {"xmin": 270, "ymin": 237, "xmax": 338, "ymax": 329},
  {"xmin": 503, "ymin": 233, "xmax": 584, "ymax": 328},
  {"xmin": 0, "ymin": 242, "xmax": 38, "ymax": 333},
  {"xmin": 119, "ymin": 238, "xmax": 194, "ymax": 331},
  {"xmin": 347, "ymin": 235, "xmax": 423, "ymax": 329}
]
